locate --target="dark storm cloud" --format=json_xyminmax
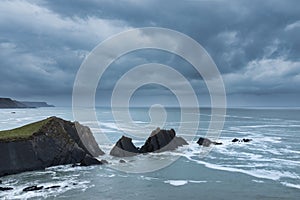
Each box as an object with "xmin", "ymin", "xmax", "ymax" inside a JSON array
[{"xmin": 0, "ymin": 0, "xmax": 299, "ymax": 106}]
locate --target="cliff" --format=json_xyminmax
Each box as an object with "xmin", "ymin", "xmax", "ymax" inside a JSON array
[
  {"xmin": 21, "ymin": 101, "xmax": 54, "ymax": 108},
  {"xmin": 0, "ymin": 117, "xmax": 104, "ymax": 177},
  {"xmin": 0, "ymin": 98, "xmax": 54, "ymax": 108},
  {"xmin": 0, "ymin": 98, "xmax": 29, "ymax": 108}
]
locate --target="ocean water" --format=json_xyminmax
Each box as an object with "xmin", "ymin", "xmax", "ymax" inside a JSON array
[{"xmin": 0, "ymin": 107, "xmax": 299, "ymax": 199}]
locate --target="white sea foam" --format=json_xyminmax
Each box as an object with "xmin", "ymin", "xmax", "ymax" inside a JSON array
[
  {"xmin": 281, "ymin": 182, "xmax": 300, "ymax": 190},
  {"xmin": 252, "ymin": 179, "xmax": 264, "ymax": 183},
  {"xmin": 164, "ymin": 180, "xmax": 188, "ymax": 186},
  {"xmin": 164, "ymin": 179, "xmax": 208, "ymax": 186}
]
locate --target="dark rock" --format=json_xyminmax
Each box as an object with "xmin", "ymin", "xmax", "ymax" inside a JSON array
[
  {"xmin": 72, "ymin": 183, "xmax": 78, "ymax": 185},
  {"xmin": 0, "ymin": 117, "xmax": 104, "ymax": 177},
  {"xmin": 100, "ymin": 159, "xmax": 109, "ymax": 164},
  {"xmin": 45, "ymin": 185, "xmax": 60, "ymax": 189},
  {"xmin": 242, "ymin": 138, "xmax": 252, "ymax": 142},
  {"xmin": 197, "ymin": 137, "xmax": 213, "ymax": 147},
  {"xmin": 80, "ymin": 154, "xmax": 103, "ymax": 166},
  {"xmin": 110, "ymin": 128, "xmax": 188, "ymax": 157},
  {"xmin": 0, "ymin": 179, "xmax": 2, "ymax": 184},
  {"xmin": 232, "ymin": 138, "xmax": 239, "ymax": 142},
  {"xmin": 119, "ymin": 159, "xmax": 126, "ymax": 163},
  {"xmin": 71, "ymin": 163, "xmax": 80, "ymax": 168},
  {"xmin": 139, "ymin": 128, "xmax": 188, "ymax": 153},
  {"xmin": 110, "ymin": 136, "xmax": 140, "ymax": 157},
  {"xmin": 0, "ymin": 187, "xmax": 13, "ymax": 191},
  {"xmin": 214, "ymin": 142, "xmax": 223, "ymax": 145},
  {"xmin": 11, "ymin": 112, "xmax": 16, "ymax": 114},
  {"xmin": 23, "ymin": 185, "xmax": 43, "ymax": 192},
  {"xmin": 231, "ymin": 138, "xmax": 252, "ymax": 143},
  {"xmin": 197, "ymin": 137, "xmax": 222, "ymax": 147}
]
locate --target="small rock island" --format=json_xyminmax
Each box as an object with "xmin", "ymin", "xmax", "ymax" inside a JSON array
[{"xmin": 110, "ymin": 128, "xmax": 188, "ymax": 157}]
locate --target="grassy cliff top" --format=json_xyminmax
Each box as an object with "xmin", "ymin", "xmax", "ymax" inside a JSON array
[{"xmin": 0, "ymin": 118, "xmax": 51, "ymax": 141}]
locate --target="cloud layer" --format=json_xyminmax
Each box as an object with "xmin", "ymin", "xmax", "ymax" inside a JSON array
[{"xmin": 0, "ymin": 0, "xmax": 299, "ymax": 106}]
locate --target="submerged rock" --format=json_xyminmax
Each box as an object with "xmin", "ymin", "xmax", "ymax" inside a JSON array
[
  {"xmin": 100, "ymin": 159, "xmax": 109, "ymax": 164},
  {"xmin": 231, "ymin": 138, "xmax": 252, "ymax": 143},
  {"xmin": 197, "ymin": 137, "xmax": 222, "ymax": 147},
  {"xmin": 232, "ymin": 138, "xmax": 239, "ymax": 142},
  {"xmin": 110, "ymin": 136, "xmax": 140, "ymax": 157},
  {"xmin": 45, "ymin": 185, "xmax": 60, "ymax": 190},
  {"xmin": 242, "ymin": 138, "xmax": 252, "ymax": 142},
  {"xmin": 0, "ymin": 187, "xmax": 13, "ymax": 191},
  {"xmin": 80, "ymin": 154, "xmax": 103, "ymax": 166},
  {"xmin": 0, "ymin": 117, "xmax": 104, "ymax": 177},
  {"xmin": 23, "ymin": 185, "xmax": 43, "ymax": 192}
]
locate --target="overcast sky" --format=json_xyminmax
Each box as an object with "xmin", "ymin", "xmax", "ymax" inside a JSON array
[{"xmin": 0, "ymin": 0, "xmax": 299, "ymax": 107}]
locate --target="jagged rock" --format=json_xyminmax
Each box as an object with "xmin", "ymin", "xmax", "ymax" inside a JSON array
[
  {"xmin": 0, "ymin": 187, "xmax": 13, "ymax": 191},
  {"xmin": 110, "ymin": 136, "xmax": 139, "ymax": 157},
  {"xmin": 110, "ymin": 128, "xmax": 188, "ymax": 157},
  {"xmin": 80, "ymin": 154, "xmax": 103, "ymax": 166},
  {"xmin": 119, "ymin": 159, "xmax": 126, "ymax": 163},
  {"xmin": 0, "ymin": 117, "xmax": 104, "ymax": 177},
  {"xmin": 23, "ymin": 185, "xmax": 43, "ymax": 192},
  {"xmin": 139, "ymin": 128, "xmax": 188, "ymax": 153},
  {"xmin": 197, "ymin": 137, "xmax": 222, "ymax": 147}
]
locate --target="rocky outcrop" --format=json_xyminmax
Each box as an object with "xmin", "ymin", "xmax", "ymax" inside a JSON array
[
  {"xmin": 110, "ymin": 136, "xmax": 140, "ymax": 157},
  {"xmin": 140, "ymin": 128, "xmax": 188, "ymax": 153},
  {"xmin": 0, "ymin": 117, "xmax": 104, "ymax": 177},
  {"xmin": 197, "ymin": 137, "xmax": 222, "ymax": 147},
  {"xmin": 110, "ymin": 128, "xmax": 188, "ymax": 157}
]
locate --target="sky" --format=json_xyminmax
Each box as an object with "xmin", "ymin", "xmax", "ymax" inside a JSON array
[{"xmin": 0, "ymin": 0, "xmax": 299, "ymax": 107}]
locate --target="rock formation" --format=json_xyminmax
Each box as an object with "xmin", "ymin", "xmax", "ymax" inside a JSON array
[
  {"xmin": 197, "ymin": 137, "xmax": 222, "ymax": 147},
  {"xmin": 110, "ymin": 136, "xmax": 140, "ymax": 157},
  {"xmin": 110, "ymin": 128, "xmax": 188, "ymax": 157},
  {"xmin": 140, "ymin": 128, "xmax": 188, "ymax": 153},
  {"xmin": 0, "ymin": 117, "xmax": 104, "ymax": 177}
]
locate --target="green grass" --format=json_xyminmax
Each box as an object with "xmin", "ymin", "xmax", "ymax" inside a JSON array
[{"xmin": 0, "ymin": 118, "xmax": 51, "ymax": 141}]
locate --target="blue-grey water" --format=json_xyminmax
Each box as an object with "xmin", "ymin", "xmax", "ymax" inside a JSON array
[{"xmin": 0, "ymin": 107, "xmax": 299, "ymax": 199}]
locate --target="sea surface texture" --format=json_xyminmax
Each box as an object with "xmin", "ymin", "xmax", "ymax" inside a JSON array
[{"xmin": 0, "ymin": 107, "xmax": 299, "ymax": 199}]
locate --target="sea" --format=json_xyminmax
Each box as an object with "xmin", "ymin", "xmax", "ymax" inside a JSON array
[{"xmin": 0, "ymin": 107, "xmax": 299, "ymax": 200}]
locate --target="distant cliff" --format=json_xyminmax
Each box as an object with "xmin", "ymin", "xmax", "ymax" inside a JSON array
[
  {"xmin": 0, "ymin": 98, "xmax": 28, "ymax": 108},
  {"xmin": 0, "ymin": 117, "xmax": 104, "ymax": 177},
  {"xmin": 0, "ymin": 98, "xmax": 54, "ymax": 108},
  {"xmin": 21, "ymin": 101, "xmax": 54, "ymax": 108}
]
